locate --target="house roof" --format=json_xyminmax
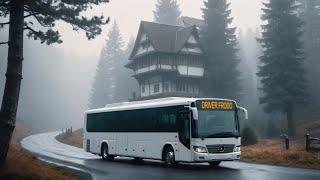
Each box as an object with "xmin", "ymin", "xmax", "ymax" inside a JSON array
[
  {"xmin": 129, "ymin": 21, "xmax": 205, "ymax": 60},
  {"xmin": 178, "ymin": 16, "xmax": 204, "ymax": 28}
]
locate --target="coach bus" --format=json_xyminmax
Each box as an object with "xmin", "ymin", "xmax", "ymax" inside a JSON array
[{"xmin": 84, "ymin": 97, "xmax": 248, "ymax": 166}]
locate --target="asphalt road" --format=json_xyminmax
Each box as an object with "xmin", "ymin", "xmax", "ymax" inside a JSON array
[{"xmin": 21, "ymin": 132, "xmax": 320, "ymax": 180}]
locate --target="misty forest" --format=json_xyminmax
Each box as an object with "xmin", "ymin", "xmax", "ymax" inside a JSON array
[{"xmin": 0, "ymin": 0, "xmax": 320, "ymax": 170}]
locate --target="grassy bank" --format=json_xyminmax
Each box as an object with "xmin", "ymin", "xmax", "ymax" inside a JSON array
[
  {"xmin": 56, "ymin": 129, "xmax": 83, "ymax": 148},
  {"xmin": 0, "ymin": 122, "xmax": 75, "ymax": 180},
  {"xmin": 242, "ymin": 139, "xmax": 320, "ymax": 169},
  {"xmin": 58, "ymin": 128, "xmax": 320, "ymax": 169}
]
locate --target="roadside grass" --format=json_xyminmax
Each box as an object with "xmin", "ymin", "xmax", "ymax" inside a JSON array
[
  {"xmin": 241, "ymin": 139, "xmax": 320, "ymax": 169},
  {"xmin": 0, "ymin": 122, "xmax": 75, "ymax": 180},
  {"xmin": 58, "ymin": 128, "xmax": 320, "ymax": 169},
  {"xmin": 56, "ymin": 129, "xmax": 83, "ymax": 148}
]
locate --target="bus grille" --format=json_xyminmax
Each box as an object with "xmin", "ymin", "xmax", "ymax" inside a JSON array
[{"xmin": 206, "ymin": 144, "xmax": 235, "ymax": 154}]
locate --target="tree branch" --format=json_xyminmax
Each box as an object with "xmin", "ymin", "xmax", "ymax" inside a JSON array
[
  {"xmin": 0, "ymin": 22, "xmax": 9, "ymax": 26},
  {"xmin": 0, "ymin": 41, "xmax": 8, "ymax": 45},
  {"xmin": 23, "ymin": 26, "xmax": 39, "ymax": 34},
  {"xmin": 0, "ymin": 13, "xmax": 38, "ymax": 27},
  {"xmin": 24, "ymin": 12, "xmax": 39, "ymax": 19}
]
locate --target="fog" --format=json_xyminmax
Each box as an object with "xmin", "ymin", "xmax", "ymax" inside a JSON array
[{"xmin": 0, "ymin": 0, "xmax": 264, "ymax": 130}]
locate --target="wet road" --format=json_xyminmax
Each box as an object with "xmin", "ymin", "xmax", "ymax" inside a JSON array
[{"xmin": 21, "ymin": 132, "xmax": 320, "ymax": 180}]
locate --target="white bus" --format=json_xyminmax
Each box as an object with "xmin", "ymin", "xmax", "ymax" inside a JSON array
[{"xmin": 84, "ymin": 97, "xmax": 248, "ymax": 166}]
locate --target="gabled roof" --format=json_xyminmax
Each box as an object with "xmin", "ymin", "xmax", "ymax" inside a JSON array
[
  {"xmin": 129, "ymin": 21, "xmax": 205, "ymax": 60},
  {"xmin": 178, "ymin": 16, "xmax": 204, "ymax": 28}
]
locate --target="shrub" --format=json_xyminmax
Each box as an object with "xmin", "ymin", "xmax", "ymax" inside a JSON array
[{"xmin": 241, "ymin": 125, "xmax": 258, "ymax": 146}]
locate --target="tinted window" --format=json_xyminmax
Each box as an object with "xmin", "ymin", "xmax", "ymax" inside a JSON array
[{"xmin": 86, "ymin": 106, "xmax": 186, "ymax": 132}]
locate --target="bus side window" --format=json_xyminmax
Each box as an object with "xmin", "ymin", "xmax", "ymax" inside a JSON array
[{"xmin": 179, "ymin": 112, "xmax": 190, "ymax": 149}]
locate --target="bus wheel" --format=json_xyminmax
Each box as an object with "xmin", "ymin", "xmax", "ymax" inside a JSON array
[
  {"xmin": 164, "ymin": 147, "xmax": 175, "ymax": 165},
  {"xmin": 101, "ymin": 143, "xmax": 114, "ymax": 161},
  {"xmin": 209, "ymin": 161, "xmax": 221, "ymax": 167}
]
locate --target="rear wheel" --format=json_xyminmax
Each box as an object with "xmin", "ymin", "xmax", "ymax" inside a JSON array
[
  {"xmin": 164, "ymin": 147, "xmax": 175, "ymax": 166},
  {"xmin": 209, "ymin": 161, "xmax": 221, "ymax": 167},
  {"xmin": 134, "ymin": 157, "xmax": 143, "ymax": 162},
  {"xmin": 101, "ymin": 143, "xmax": 114, "ymax": 161}
]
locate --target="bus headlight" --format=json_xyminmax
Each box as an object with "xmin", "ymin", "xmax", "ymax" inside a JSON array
[
  {"xmin": 193, "ymin": 146, "xmax": 207, "ymax": 153},
  {"xmin": 234, "ymin": 145, "xmax": 241, "ymax": 152}
]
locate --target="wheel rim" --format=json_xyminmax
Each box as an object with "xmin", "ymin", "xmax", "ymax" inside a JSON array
[{"xmin": 166, "ymin": 151, "xmax": 174, "ymax": 164}]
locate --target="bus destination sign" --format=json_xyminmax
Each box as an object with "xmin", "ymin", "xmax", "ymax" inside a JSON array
[{"xmin": 196, "ymin": 100, "xmax": 235, "ymax": 111}]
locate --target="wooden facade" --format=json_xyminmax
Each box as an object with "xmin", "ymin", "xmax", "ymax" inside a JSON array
[{"xmin": 126, "ymin": 21, "xmax": 206, "ymax": 100}]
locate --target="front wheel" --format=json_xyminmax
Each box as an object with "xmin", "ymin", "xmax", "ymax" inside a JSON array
[
  {"xmin": 164, "ymin": 147, "xmax": 176, "ymax": 166},
  {"xmin": 101, "ymin": 143, "xmax": 114, "ymax": 161},
  {"xmin": 209, "ymin": 161, "xmax": 221, "ymax": 167}
]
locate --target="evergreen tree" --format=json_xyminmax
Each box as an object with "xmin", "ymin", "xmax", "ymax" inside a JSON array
[
  {"xmin": 114, "ymin": 37, "xmax": 139, "ymax": 102},
  {"xmin": 238, "ymin": 28, "xmax": 267, "ymax": 131},
  {"xmin": 89, "ymin": 22, "xmax": 124, "ymax": 108},
  {"xmin": 258, "ymin": 0, "xmax": 308, "ymax": 137},
  {"xmin": 153, "ymin": 0, "xmax": 181, "ymax": 25},
  {"xmin": 201, "ymin": 0, "xmax": 241, "ymax": 99},
  {"xmin": 299, "ymin": 0, "xmax": 320, "ymax": 115},
  {"xmin": 0, "ymin": 0, "xmax": 109, "ymax": 167}
]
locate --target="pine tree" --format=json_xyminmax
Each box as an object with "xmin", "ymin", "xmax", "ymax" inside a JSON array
[
  {"xmin": 299, "ymin": 0, "xmax": 320, "ymax": 113},
  {"xmin": 89, "ymin": 22, "xmax": 124, "ymax": 108},
  {"xmin": 201, "ymin": 0, "xmax": 241, "ymax": 99},
  {"xmin": 153, "ymin": 0, "xmax": 181, "ymax": 25},
  {"xmin": 0, "ymin": 0, "xmax": 109, "ymax": 167},
  {"xmin": 114, "ymin": 37, "xmax": 139, "ymax": 102},
  {"xmin": 258, "ymin": 0, "xmax": 308, "ymax": 137},
  {"xmin": 238, "ymin": 28, "xmax": 266, "ymax": 128}
]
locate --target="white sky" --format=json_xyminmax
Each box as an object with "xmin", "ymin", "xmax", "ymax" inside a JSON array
[
  {"xmin": 1, "ymin": 0, "xmax": 265, "ymax": 129},
  {"xmin": 56, "ymin": 0, "xmax": 264, "ymax": 62}
]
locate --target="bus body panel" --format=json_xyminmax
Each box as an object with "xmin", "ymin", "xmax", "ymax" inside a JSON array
[
  {"xmin": 83, "ymin": 97, "xmax": 244, "ymax": 163},
  {"xmin": 84, "ymin": 132, "xmax": 184, "ymax": 160},
  {"xmin": 191, "ymin": 137, "xmax": 241, "ymax": 162}
]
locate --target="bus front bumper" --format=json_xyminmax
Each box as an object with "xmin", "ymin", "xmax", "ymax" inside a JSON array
[{"xmin": 192, "ymin": 151, "xmax": 241, "ymax": 162}]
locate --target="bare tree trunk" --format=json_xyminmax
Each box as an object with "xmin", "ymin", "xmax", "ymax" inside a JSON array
[
  {"xmin": 287, "ymin": 104, "xmax": 295, "ymax": 137},
  {"xmin": 0, "ymin": 0, "xmax": 24, "ymax": 169}
]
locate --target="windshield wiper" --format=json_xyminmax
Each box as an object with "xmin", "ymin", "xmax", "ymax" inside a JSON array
[{"xmin": 204, "ymin": 132, "xmax": 239, "ymax": 138}]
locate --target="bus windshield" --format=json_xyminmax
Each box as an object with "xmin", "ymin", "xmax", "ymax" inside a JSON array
[{"xmin": 192, "ymin": 110, "xmax": 239, "ymax": 138}]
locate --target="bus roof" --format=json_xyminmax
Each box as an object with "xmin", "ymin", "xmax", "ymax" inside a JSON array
[{"xmin": 86, "ymin": 97, "xmax": 236, "ymax": 114}]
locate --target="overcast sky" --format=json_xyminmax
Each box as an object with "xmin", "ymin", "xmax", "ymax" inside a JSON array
[
  {"xmin": 0, "ymin": 0, "xmax": 264, "ymax": 130},
  {"xmin": 56, "ymin": 0, "xmax": 264, "ymax": 64}
]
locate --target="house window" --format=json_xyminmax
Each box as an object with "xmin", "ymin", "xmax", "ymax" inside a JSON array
[
  {"xmin": 177, "ymin": 83, "xmax": 187, "ymax": 92},
  {"xmin": 154, "ymin": 84, "xmax": 160, "ymax": 93},
  {"xmin": 141, "ymin": 85, "xmax": 145, "ymax": 93},
  {"xmin": 163, "ymin": 83, "xmax": 169, "ymax": 92}
]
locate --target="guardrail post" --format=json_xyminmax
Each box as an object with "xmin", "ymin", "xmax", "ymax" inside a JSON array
[
  {"xmin": 306, "ymin": 134, "xmax": 310, "ymax": 151},
  {"xmin": 285, "ymin": 135, "xmax": 289, "ymax": 150}
]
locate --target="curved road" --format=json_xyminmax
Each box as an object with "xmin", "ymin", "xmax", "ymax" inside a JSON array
[{"xmin": 21, "ymin": 132, "xmax": 320, "ymax": 180}]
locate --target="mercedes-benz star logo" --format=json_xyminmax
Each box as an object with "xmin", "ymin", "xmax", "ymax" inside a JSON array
[{"xmin": 219, "ymin": 145, "xmax": 225, "ymax": 152}]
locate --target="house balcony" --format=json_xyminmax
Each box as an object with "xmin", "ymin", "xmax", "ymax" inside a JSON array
[
  {"xmin": 133, "ymin": 64, "xmax": 178, "ymax": 77},
  {"xmin": 130, "ymin": 91, "xmax": 201, "ymax": 101},
  {"xmin": 133, "ymin": 64, "xmax": 204, "ymax": 79}
]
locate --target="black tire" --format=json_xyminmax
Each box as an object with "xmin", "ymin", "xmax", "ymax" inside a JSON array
[
  {"xmin": 101, "ymin": 143, "xmax": 114, "ymax": 161},
  {"xmin": 209, "ymin": 161, "xmax": 221, "ymax": 167},
  {"xmin": 134, "ymin": 157, "xmax": 143, "ymax": 161},
  {"xmin": 163, "ymin": 146, "xmax": 175, "ymax": 166}
]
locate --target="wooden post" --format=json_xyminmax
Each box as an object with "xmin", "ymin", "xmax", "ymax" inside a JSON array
[
  {"xmin": 285, "ymin": 135, "xmax": 289, "ymax": 150},
  {"xmin": 306, "ymin": 134, "xmax": 310, "ymax": 151}
]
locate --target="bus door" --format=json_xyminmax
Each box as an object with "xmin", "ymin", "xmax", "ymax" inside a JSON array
[{"xmin": 177, "ymin": 110, "xmax": 191, "ymax": 161}]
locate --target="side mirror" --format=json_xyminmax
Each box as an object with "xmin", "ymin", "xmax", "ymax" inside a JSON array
[
  {"xmin": 237, "ymin": 107, "xmax": 248, "ymax": 120},
  {"xmin": 190, "ymin": 107, "xmax": 198, "ymax": 120}
]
